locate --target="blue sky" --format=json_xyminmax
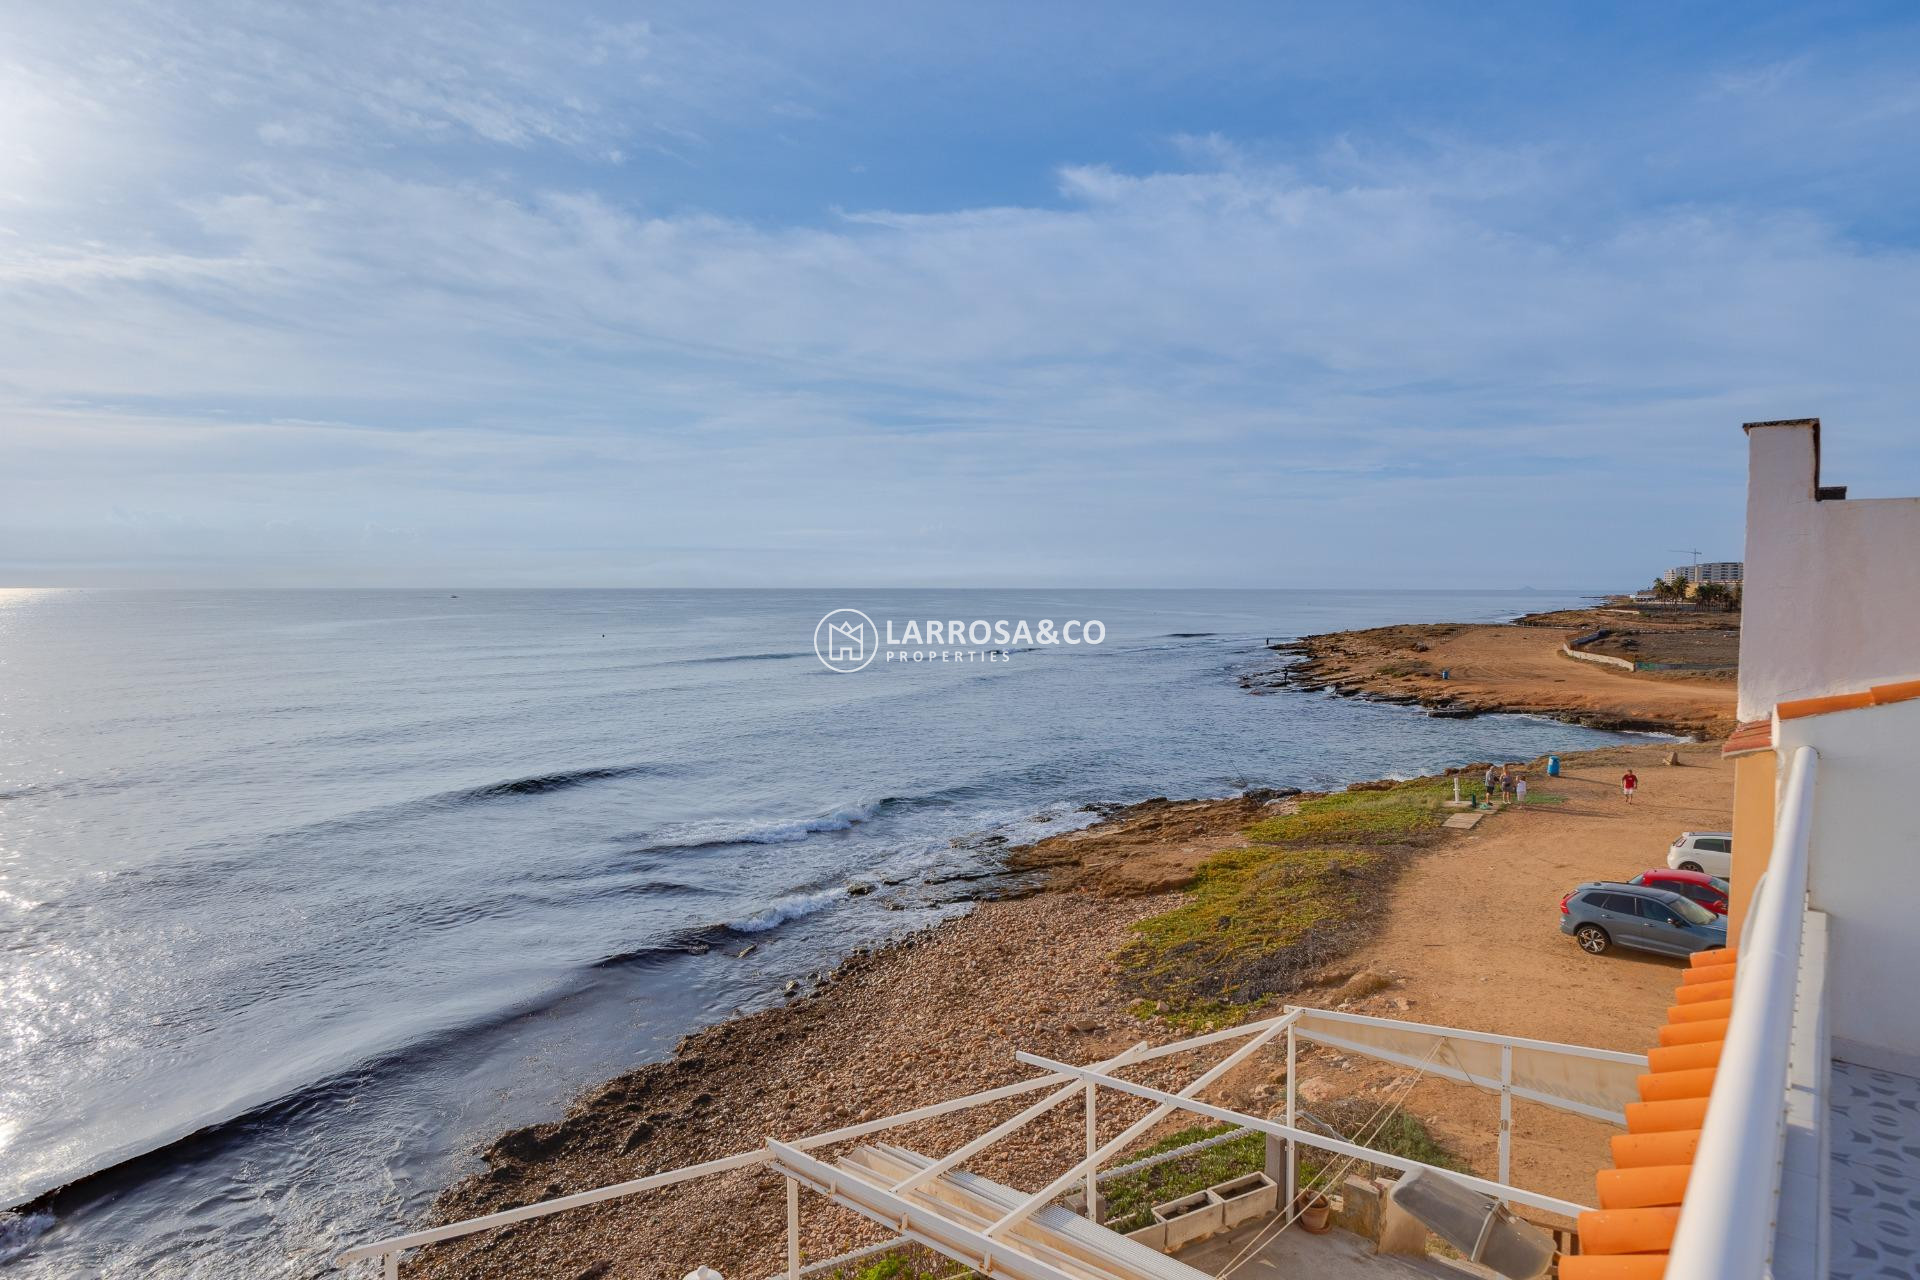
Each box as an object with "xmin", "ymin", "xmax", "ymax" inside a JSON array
[{"xmin": 2, "ymin": 1, "xmax": 1917, "ymax": 587}]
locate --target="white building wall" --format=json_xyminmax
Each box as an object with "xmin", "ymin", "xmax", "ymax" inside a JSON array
[
  {"xmin": 1738, "ymin": 421, "xmax": 1920, "ymax": 722},
  {"xmin": 1778, "ymin": 698, "xmax": 1920, "ymax": 1068}
]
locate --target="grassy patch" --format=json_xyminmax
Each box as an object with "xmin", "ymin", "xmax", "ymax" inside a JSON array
[
  {"xmin": 1102, "ymin": 1123, "xmax": 1267, "ymax": 1233},
  {"xmin": 1303, "ymin": 1099, "xmax": 1464, "ymax": 1190},
  {"xmin": 815, "ymin": 1245, "xmax": 971, "ymax": 1280},
  {"xmin": 1116, "ymin": 844, "xmax": 1389, "ymax": 1015},
  {"xmin": 1100, "ymin": 1110, "xmax": 1463, "ymax": 1232},
  {"xmin": 1116, "ymin": 776, "xmax": 1465, "ymax": 1020},
  {"xmin": 1245, "ymin": 777, "xmax": 1454, "ymax": 846}
]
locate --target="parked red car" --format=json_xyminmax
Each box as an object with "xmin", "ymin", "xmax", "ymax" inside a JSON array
[{"xmin": 1627, "ymin": 868, "xmax": 1730, "ymax": 916}]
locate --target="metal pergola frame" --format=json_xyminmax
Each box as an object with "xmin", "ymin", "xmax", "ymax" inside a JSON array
[{"xmin": 337, "ymin": 1005, "xmax": 1640, "ymax": 1279}]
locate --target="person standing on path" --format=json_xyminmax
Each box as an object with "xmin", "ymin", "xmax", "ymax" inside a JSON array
[
  {"xmin": 1515, "ymin": 775, "xmax": 1528, "ymax": 805},
  {"xmin": 1484, "ymin": 764, "xmax": 1498, "ymax": 796},
  {"xmin": 1622, "ymin": 769, "xmax": 1639, "ymax": 804}
]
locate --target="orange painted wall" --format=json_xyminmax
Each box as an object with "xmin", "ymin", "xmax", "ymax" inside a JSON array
[{"xmin": 1728, "ymin": 749, "xmax": 1777, "ymax": 946}]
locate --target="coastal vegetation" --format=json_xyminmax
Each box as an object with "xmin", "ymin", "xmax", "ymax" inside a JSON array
[
  {"xmin": 818, "ymin": 1244, "xmax": 969, "ymax": 1280},
  {"xmin": 1116, "ymin": 778, "xmax": 1454, "ymax": 1023},
  {"xmin": 1101, "ymin": 1106, "xmax": 1463, "ymax": 1233},
  {"xmin": 1244, "ymin": 776, "xmax": 1455, "ymax": 845},
  {"xmin": 1101, "ymin": 1123, "xmax": 1267, "ymax": 1232}
]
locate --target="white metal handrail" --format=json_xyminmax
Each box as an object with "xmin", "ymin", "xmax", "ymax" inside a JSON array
[
  {"xmin": 337, "ymin": 1000, "xmax": 1631, "ymax": 1274},
  {"xmin": 1014, "ymin": 1051, "xmax": 1592, "ymax": 1219},
  {"xmin": 335, "ymin": 1013, "xmax": 1296, "ymax": 1273},
  {"xmin": 1666, "ymin": 744, "xmax": 1818, "ymax": 1278}
]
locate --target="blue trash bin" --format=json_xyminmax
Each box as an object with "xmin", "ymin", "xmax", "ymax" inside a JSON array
[{"xmin": 1547, "ymin": 755, "xmax": 1561, "ymax": 777}]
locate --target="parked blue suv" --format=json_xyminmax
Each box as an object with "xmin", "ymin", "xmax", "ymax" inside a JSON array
[{"xmin": 1560, "ymin": 882, "xmax": 1727, "ymax": 958}]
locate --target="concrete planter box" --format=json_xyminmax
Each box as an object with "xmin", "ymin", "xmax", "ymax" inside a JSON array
[
  {"xmin": 1124, "ymin": 1221, "xmax": 1169, "ymax": 1252},
  {"xmin": 1151, "ymin": 1189, "xmax": 1225, "ymax": 1251},
  {"xmin": 1211, "ymin": 1170, "xmax": 1278, "ymax": 1229}
]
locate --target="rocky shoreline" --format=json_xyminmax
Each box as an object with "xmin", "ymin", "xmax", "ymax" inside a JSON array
[
  {"xmin": 1241, "ymin": 620, "xmax": 1736, "ymax": 739},
  {"xmin": 407, "ymin": 891, "xmax": 1190, "ymax": 1280}
]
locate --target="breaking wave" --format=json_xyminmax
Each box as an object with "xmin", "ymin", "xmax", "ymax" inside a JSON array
[
  {"xmin": 623, "ymin": 801, "xmax": 889, "ymax": 855},
  {"xmin": 726, "ymin": 886, "xmax": 850, "ymax": 933},
  {"xmin": 433, "ymin": 763, "xmax": 668, "ymax": 806}
]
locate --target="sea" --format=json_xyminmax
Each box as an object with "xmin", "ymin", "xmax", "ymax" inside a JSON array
[{"xmin": 0, "ymin": 588, "xmax": 1655, "ymax": 1277}]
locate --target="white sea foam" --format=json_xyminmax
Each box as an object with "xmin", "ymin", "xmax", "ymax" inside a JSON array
[
  {"xmin": 728, "ymin": 886, "xmax": 850, "ymax": 933},
  {"xmin": 731, "ymin": 803, "xmax": 880, "ymax": 845},
  {"xmin": 0, "ymin": 1210, "xmax": 54, "ymax": 1265}
]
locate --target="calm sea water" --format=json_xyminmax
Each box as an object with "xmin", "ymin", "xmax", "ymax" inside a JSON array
[{"xmin": 0, "ymin": 589, "xmax": 1647, "ymax": 1276}]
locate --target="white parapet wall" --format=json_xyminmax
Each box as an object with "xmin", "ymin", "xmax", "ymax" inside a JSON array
[
  {"xmin": 1739, "ymin": 420, "xmax": 1920, "ymax": 722},
  {"xmin": 1777, "ymin": 695, "xmax": 1920, "ymax": 1066},
  {"xmin": 1560, "ymin": 644, "xmax": 1636, "ymax": 672}
]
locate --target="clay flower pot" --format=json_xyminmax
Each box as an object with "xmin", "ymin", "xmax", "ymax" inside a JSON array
[{"xmin": 1297, "ymin": 1190, "xmax": 1333, "ymax": 1234}]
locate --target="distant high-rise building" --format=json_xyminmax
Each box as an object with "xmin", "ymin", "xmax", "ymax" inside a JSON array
[{"xmin": 1665, "ymin": 560, "xmax": 1743, "ymax": 586}]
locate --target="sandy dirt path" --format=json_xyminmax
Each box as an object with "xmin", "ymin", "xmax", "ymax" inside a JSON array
[{"xmin": 1324, "ymin": 740, "xmax": 1733, "ymax": 1212}]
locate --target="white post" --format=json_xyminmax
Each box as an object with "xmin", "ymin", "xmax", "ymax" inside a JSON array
[
  {"xmin": 1285, "ymin": 1024, "xmax": 1298, "ymax": 1207},
  {"xmin": 1498, "ymin": 1043, "xmax": 1513, "ymax": 1190},
  {"xmin": 384, "ymin": 1255, "xmax": 399, "ymax": 1280},
  {"xmin": 787, "ymin": 1177, "xmax": 800, "ymax": 1280},
  {"xmin": 1083, "ymin": 1082, "xmax": 1100, "ymax": 1222},
  {"xmin": 1453, "ymin": 775, "xmax": 1461, "ymax": 804}
]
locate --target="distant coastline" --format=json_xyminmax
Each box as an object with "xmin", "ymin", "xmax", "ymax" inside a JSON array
[{"xmin": 1248, "ymin": 604, "xmax": 1739, "ymax": 740}]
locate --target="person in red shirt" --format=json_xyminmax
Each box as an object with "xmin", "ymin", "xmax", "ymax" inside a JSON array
[{"xmin": 1622, "ymin": 769, "xmax": 1639, "ymax": 803}]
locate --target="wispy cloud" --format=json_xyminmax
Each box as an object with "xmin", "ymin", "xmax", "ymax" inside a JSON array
[{"xmin": 1, "ymin": 2, "xmax": 1917, "ymax": 585}]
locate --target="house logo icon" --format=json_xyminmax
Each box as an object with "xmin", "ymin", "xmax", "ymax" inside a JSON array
[{"xmin": 814, "ymin": 609, "xmax": 878, "ymax": 673}]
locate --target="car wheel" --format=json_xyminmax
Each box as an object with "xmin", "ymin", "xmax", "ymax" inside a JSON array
[
  {"xmin": 1679, "ymin": 861, "xmax": 1704, "ymax": 873},
  {"xmin": 1575, "ymin": 924, "xmax": 1610, "ymax": 955}
]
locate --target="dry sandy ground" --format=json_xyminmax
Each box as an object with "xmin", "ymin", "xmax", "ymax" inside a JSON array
[
  {"xmin": 1276, "ymin": 623, "xmax": 1738, "ymax": 738},
  {"xmin": 1325, "ymin": 740, "xmax": 1734, "ymax": 1215},
  {"xmin": 405, "ymin": 742, "xmax": 1729, "ymax": 1279}
]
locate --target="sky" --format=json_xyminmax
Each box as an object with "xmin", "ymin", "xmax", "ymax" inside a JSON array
[{"xmin": 2, "ymin": 1, "xmax": 1918, "ymax": 588}]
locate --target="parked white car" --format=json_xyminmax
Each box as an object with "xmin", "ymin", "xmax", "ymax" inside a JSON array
[{"xmin": 1668, "ymin": 831, "xmax": 1733, "ymax": 876}]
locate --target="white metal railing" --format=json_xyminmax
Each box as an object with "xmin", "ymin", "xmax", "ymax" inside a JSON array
[
  {"xmin": 334, "ymin": 999, "xmax": 1628, "ymax": 1275},
  {"xmin": 1666, "ymin": 744, "xmax": 1818, "ymax": 1278},
  {"xmin": 334, "ymin": 1014, "xmax": 1294, "ymax": 1275},
  {"xmin": 1014, "ymin": 1051, "xmax": 1593, "ymax": 1220}
]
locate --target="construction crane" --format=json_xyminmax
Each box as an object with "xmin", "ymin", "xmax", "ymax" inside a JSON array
[{"xmin": 1669, "ymin": 547, "xmax": 1703, "ymax": 567}]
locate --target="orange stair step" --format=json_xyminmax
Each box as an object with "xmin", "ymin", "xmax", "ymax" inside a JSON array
[
  {"xmin": 1657, "ymin": 1019, "xmax": 1728, "ymax": 1047},
  {"xmin": 1680, "ymin": 964, "xmax": 1735, "ymax": 987},
  {"xmin": 1626, "ymin": 1097, "xmax": 1710, "ymax": 1134},
  {"xmin": 1668, "ymin": 998, "xmax": 1733, "ymax": 1024},
  {"xmin": 1675, "ymin": 980, "xmax": 1735, "ymax": 1005},
  {"xmin": 1561, "ymin": 1257, "xmax": 1669, "ymax": 1280},
  {"xmin": 1578, "ymin": 1206, "xmax": 1681, "ymax": 1255},
  {"xmin": 1610, "ymin": 1129, "xmax": 1701, "ymax": 1169},
  {"xmin": 1690, "ymin": 948, "xmax": 1737, "ymax": 968},
  {"xmin": 1647, "ymin": 1041, "xmax": 1723, "ymax": 1073},
  {"xmin": 1596, "ymin": 1164, "xmax": 1692, "ymax": 1209},
  {"xmin": 1637, "ymin": 1066, "xmax": 1718, "ymax": 1102}
]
